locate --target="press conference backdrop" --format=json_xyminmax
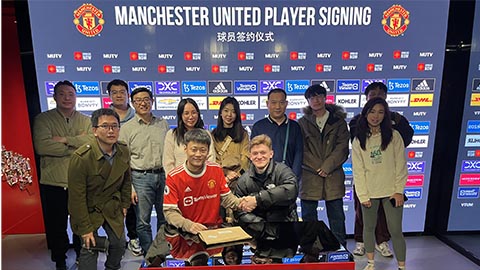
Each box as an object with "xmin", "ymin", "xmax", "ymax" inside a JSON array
[
  {"xmin": 28, "ymin": 0, "xmax": 449, "ymax": 233},
  {"xmin": 448, "ymin": 0, "xmax": 480, "ymax": 231}
]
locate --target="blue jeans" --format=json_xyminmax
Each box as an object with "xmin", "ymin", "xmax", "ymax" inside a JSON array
[
  {"xmin": 132, "ymin": 171, "xmax": 166, "ymax": 253},
  {"xmin": 301, "ymin": 199, "xmax": 346, "ymax": 246},
  {"xmin": 78, "ymin": 222, "xmax": 125, "ymax": 270}
]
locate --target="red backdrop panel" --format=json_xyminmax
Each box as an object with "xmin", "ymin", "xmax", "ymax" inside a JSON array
[{"xmin": 2, "ymin": 6, "xmax": 45, "ymax": 234}]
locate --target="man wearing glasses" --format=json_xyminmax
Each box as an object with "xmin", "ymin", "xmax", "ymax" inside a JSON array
[
  {"xmin": 251, "ymin": 88, "xmax": 303, "ymax": 180},
  {"xmin": 33, "ymin": 80, "xmax": 92, "ymax": 270},
  {"xmin": 106, "ymin": 79, "xmax": 141, "ymax": 256},
  {"xmin": 68, "ymin": 108, "xmax": 131, "ymax": 270},
  {"xmin": 119, "ymin": 87, "xmax": 169, "ymax": 255}
]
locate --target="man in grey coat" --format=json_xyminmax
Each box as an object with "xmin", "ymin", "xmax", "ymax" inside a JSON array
[{"xmin": 298, "ymin": 84, "xmax": 350, "ymax": 247}]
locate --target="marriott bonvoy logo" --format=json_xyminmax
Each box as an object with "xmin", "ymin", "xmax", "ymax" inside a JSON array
[{"xmin": 73, "ymin": 3, "xmax": 104, "ymax": 37}]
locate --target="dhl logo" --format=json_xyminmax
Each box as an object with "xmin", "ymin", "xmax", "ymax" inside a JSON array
[
  {"xmin": 208, "ymin": 96, "xmax": 226, "ymax": 110},
  {"xmin": 409, "ymin": 94, "xmax": 433, "ymax": 107},
  {"xmin": 471, "ymin": 94, "xmax": 480, "ymax": 106}
]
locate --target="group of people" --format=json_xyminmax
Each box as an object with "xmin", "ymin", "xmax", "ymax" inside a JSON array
[{"xmin": 33, "ymin": 79, "xmax": 412, "ymax": 270}]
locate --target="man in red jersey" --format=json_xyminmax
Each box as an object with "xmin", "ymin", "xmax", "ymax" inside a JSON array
[
  {"xmin": 145, "ymin": 128, "xmax": 254, "ymax": 266},
  {"xmin": 164, "ymin": 128, "xmax": 252, "ymax": 233}
]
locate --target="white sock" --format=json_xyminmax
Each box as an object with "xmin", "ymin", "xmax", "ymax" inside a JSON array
[
  {"xmin": 368, "ymin": 259, "xmax": 375, "ymax": 265},
  {"xmin": 398, "ymin": 266, "xmax": 406, "ymax": 270}
]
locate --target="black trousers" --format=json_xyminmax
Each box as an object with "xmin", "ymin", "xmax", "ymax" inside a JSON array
[
  {"xmin": 125, "ymin": 204, "xmax": 138, "ymax": 240},
  {"xmin": 40, "ymin": 184, "xmax": 81, "ymax": 263}
]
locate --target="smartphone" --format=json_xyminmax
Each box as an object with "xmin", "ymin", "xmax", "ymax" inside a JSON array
[{"xmin": 390, "ymin": 194, "xmax": 409, "ymax": 207}]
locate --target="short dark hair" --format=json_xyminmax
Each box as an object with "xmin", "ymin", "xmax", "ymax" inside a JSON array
[
  {"xmin": 184, "ymin": 128, "xmax": 211, "ymax": 148},
  {"xmin": 364, "ymin": 82, "xmax": 388, "ymax": 97},
  {"xmin": 91, "ymin": 108, "xmax": 120, "ymax": 127},
  {"xmin": 130, "ymin": 87, "xmax": 153, "ymax": 101},
  {"xmin": 267, "ymin": 88, "xmax": 287, "ymax": 99},
  {"xmin": 107, "ymin": 79, "xmax": 128, "ymax": 94},
  {"xmin": 54, "ymin": 80, "xmax": 75, "ymax": 95},
  {"xmin": 304, "ymin": 84, "xmax": 327, "ymax": 99}
]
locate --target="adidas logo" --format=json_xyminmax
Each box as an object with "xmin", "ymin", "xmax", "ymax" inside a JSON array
[
  {"xmin": 415, "ymin": 80, "xmax": 431, "ymax": 91},
  {"xmin": 212, "ymin": 82, "xmax": 228, "ymax": 93},
  {"xmin": 185, "ymin": 186, "xmax": 192, "ymax": 192},
  {"xmin": 320, "ymin": 81, "xmax": 331, "ymax": 92},
  {"xmin": 476, "ymin": 84, "xmax": 480, "ymax": 91}
]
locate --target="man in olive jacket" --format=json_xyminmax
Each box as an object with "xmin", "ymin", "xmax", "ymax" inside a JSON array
[
  {"xmin": 68, "ymin": 108, "xmax": 131, "ymax": 270},
  {"xmin": 298, "ymin": 84, "xmax": 350, "ymax": 247}
]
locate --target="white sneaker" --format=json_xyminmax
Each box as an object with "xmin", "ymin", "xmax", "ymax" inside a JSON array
[
  {"xmin": 375, "ymin": 241, "xmax": 393, "ymax": 257},
  {"xmin": 128, "ymin": 238, "xmax": 143, "ymax": 256},
  {"xmin": 353, "ymin": 242, "xmax": 365, "ymax": 256},
  {"xmin": 363, "ymin": 263, "xmax": 375, "ymax": 270}
]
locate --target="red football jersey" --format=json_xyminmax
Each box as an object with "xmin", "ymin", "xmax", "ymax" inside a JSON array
[{"xmin": 164, "ymin": 162, "xmax": 231, "ymax": 226}]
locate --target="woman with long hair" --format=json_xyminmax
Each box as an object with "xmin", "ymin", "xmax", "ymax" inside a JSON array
[
  {"xmin": 351, "ymin": 97, "xmax": 408, "ymax": 270},
  {"xmin": 211, "ymin": 97, "xmax": 249, "ymax": 189},
  {"xmin": 163, "ymin": 98, "xmax": 216, "ymax": 174}
]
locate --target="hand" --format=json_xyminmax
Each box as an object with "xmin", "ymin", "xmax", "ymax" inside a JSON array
[
  {"xmin": 361, "ymin": 200, "xmax": 372, "ymax": 208},
  {"xmin": 188, "ymin": 222, "xmax": 208, "ymax": 234},
  {"xmin": 239, "ymin": 196, "xmax": 257, "ymax": 212},
  {"xmin": 316, "ymin": 169, "xmax": 328, "ymax": 177},
  {"xmin": 122, "ymin": 208, "xmax": 127, "ymax": 217},
  {"xmin": 131, "ymin": 190, "xmax": 138, "ymax": 205},
  {"xmin": 226, "ymin": 170, "xmax": 239, "ymax": 182},
  {"xmin": 52, "ymin": 136, "xmax": 67, "ymax": 144},
  {"xmin": 390, "ymin": 193, "xmax": 405, "ymax": 207},
  {"xmin": 82, "ymin": 232, "xmax": 95, "ymax": 249}
]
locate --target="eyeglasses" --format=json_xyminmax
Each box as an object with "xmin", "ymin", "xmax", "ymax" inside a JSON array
[
  {"xmin": 95, "ymin": 124, "xmax": 120, "ymax": 130},
  {"xmin": 133, "ymin": 97, "xmax": 152, "ymax": 104}
]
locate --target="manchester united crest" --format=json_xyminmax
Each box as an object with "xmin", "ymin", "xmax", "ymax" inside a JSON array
[
  {"xmin": 73, "ymin": 3, "xmax": 104, "ymax": 37},
  {"xmin": 382, "ymin": 5, "xmax": 410, "ymax": 37},
  {"xmin": 207, "ymin": 179, "xmax": 216, "ymax": 189}
]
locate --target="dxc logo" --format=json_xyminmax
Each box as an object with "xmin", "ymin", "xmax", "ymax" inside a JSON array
[
  {"xmin": 462, "ymin": 160, "xmax": 480, "ymax": 172},
  {"xmin": 407, "ymin": 161, "xmax": 425, "ymax": 173},
  {"xmin": 157, "ymin": 81, "xmax": 178, "ymax": 91},
  {"xmin": 260, "ymin": 80, "xmax": 284, "ymax": 94}
]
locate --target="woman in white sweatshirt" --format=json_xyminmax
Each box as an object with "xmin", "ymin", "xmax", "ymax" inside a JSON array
[{"xmin": 351, "ymin": 97, "xmax": 408, "ymax": 270}]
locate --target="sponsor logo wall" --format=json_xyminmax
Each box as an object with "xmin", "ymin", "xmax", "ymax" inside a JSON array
[
  {"xmin": 448, "ymin": 0, "xmax": 480, "ymax": 231},
  {"xmin": 28, "ymin": 0, "xmax": 450, "ymax": 233}
]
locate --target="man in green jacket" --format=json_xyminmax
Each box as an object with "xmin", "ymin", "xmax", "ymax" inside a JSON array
[
  {"xmin": 68, "ymin": 108, "xmax": 131, "ymax": 270},
  {"xmin": 33, "ymin": 80, "xmax": 92, "ymax": 270}
]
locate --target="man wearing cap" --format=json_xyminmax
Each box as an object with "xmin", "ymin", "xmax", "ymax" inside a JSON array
[{"xmin": 298, "ymin": 84, "xmax": 350, "ymax": 247}]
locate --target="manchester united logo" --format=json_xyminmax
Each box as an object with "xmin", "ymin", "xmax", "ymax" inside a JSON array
[
  {"xmin": 382, "ymin": 5, "xmax": 410, "ymax": 37},
  {"xmin": 207, "ymin": 179, "xmax": 216, "ymax": 189},
  {"xmin": 73, "ymin": 3, "xmax": 104, "ymax": 37}
]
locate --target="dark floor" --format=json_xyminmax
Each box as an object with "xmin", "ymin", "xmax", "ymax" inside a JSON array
[{"xmin": 2, "ymin": 234, "xmax": 479, "ymax": 270}]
